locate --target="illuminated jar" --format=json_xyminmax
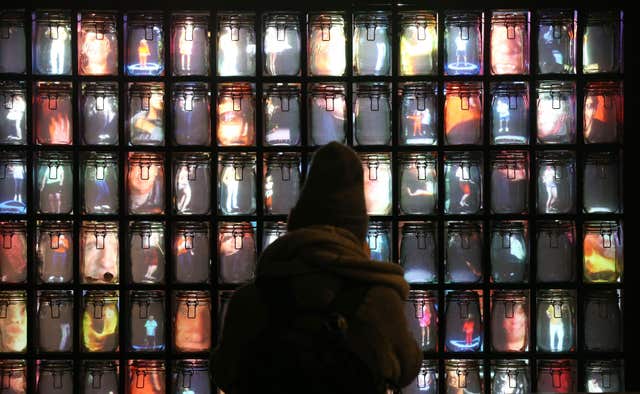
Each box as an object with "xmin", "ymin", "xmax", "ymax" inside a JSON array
[
  {"xmin": 583, "ymin": 221, "xmax": 623, "ymax": 283},
  {"xmin": 399, "ymin": 11, "xmax": 437, "ymax": 76},
  {"xmin": 80, "ymin": 82, "xmax": 119, "ymax": 145},
  {"xmin": 536, "ymin": 81, "xmax": 576, "ymax": 144},
  {"xmin": 445, "ymin": 221, "xmax": 483, "ymax": 283},
  {"xmin": 490, "ymin": 290, "xmax": 529, "ymax": 352},
  {"xmin": 308, "ymin": 13, "xmax": 346, "ymax": 76},
  {"xmin": 126, "ymin": 12, "xmax": 164, "ymax": 76},
  {"xmin": 127, "ymin": 83, "xmax": 165, "ymax": 146},
  {"xmin": 354, "ymin": 83, "xmax": 391, "ymax": 145},
  {"xmin": 0, "ymin": 290, "xmax": 27, "ymax": 352},
  {"xmin": 404, "ymin": 290, "xmax": 438, "ymax": 352},
  {"xmin": 33, "ymin": 11, "xmax": 72, "ymax": 75},
  {"xmin": 81, "ymin": 152, "xmax": 119, "ymax": 215},
  {"xmin": 80, "ymin": 221, "xmax": 119, "ymax": 284},
  {"xmin": 173, "ymin": 360, "xmax": 211, "ymax": 394},
  {"xmin": 218, "ymin": 222, "xmax": 256, "ymax": 284},
  {"xmin": 444, "ymin": 12, "xmax": 483, "ymax": 75},
  {"xmin": 583, "ymin": 11, "xmax": 623, "ymax": 74},
  {"xmin": 491, "ymin": 360, "xmax": 529, "ymax": 394},
  {"xmin": 399, "ymin": 153, "xmax": 437, "ymax": 214},
  {"xmin": 0, "ymin": 221, "xmax": 27, "ymax": 284},
  {"xmin": 0, "ymin": 81, "xmax": 27, "ymax": 145},
  {"xmin": 490, "ymin": 82, "xmax": 529, "ymax": 144},
  {"xmin": 81, "ymin": 361, "xmax": 119, "ymax": 394},
  {"xmin": 490, "ymin": 221, "xmax": 529, "ymax": 283},
  {"xmin": 78, "ymin": 12, "xmax": 118, "ymax": 76},
  {"xmin": 309, "ymin": 83, "xmax": 347, "ymax": 146},
  {"xmin": 490, "ymin": 151, "xmax": 529, "ymax": 214},
  {"xmin": 584, "ymin": 81, "xmax": 623, "ymax": 144},
  {"xmin": 400, "ymin": 222, "xmax": 437, "ymax": 284},
  {"xmin": 584, "ymin": 290, "xmax": 622, "ymax": 351},
  {"xmin": 37, "ymin": 290, "xmax": 73, "ymax": 352},
  {"xmin": 36, "ymin": 152, "xmax": 73, "ymax": 214},
  {"xmin": 585, "ymin": 361, "xmax": 624, "ymax": 393},
  {"xmin": 444, "ymin": 152, "xmax": 483, "ymax": 214},
  {"xmin": 217, "ymin": 13, "xmax": 255, "ymax": 76},
  {"xmin": 171, "ymin": 13, "xmax": 209, "ymax": 76},
  {"xmin": 536, "ymin": 289, "xmax": 575, "ymax": 352},
  {"xmin": 0, "ymin": 360, "xmax": 26, "ymax": 394},
  {"xmin": 217, "ymin": 83, "xmax": 255, "ymax": 146},
  {"xmin": 445, "ymin": 360, "xmax": 482, "ymax": 394},
  {"xmin": 128, "ymin": 360, "xmax": 165, "ymax": 394},
  {"xmin": 173, "ymin": 222, "xmax": 210, "ymax": 284},
  {"xmin": 130, "ymin": 290, "xmax": 165, "ymax": 352},
  {"xmin": 37, "ymin": 360, "xmax": 73, "ymax": 394},
  {"xmin": 82, "ymin": 291, "xmax": 119, "ymax": 352},
  {"xmin": 536, "ymin": 220, "xmax": 576, "ymax": 282},
  {"xmin": 445, "ymin": 291, "xmax": 483, "ymax": 352},
  {"xmin": 353, "ymin": 12, "xmax": 391, "ymax": 76},
  {"xmin": 36, "ymin": 221, "xmax": 73, "ymax": 284},
  {"xmin": 35, "ymin": 82, "xmax": 73, "ymax": 145},
  {"xmin": 263, "ymin": 13, "xmax": 301, "ymax": 76},
  {"xmin": 537, "ymin": 10, "xmax": 576, "ymax": 74},
  {"xmin": 264, "ymin": 84, "xmax": 301, "ymax": 146},
  {"xmin": 262, "ymin": 221, "xmax": 287, "ymax": 250},
  {"xmin": 404, "ymin": 360, "xmax": 438, "ymax": 394},
  {"xmin": 0, "ymin": 12, "xmax": 26, "ymax": 74},
  {"xmin": 264, "ymin": 153, "xmax": 300, "ymax": 215},
  {"xmin": 129, "ymin": 222, "xmax": 166, "ymax": 284},
  {"xmin": 367, "ymin": 222, "xmax": 391, "ymax": 262},
  {"xmin": 490, "ymin": 11, "xmax": 529, "ymax": 75},
  {"xmin": 361, "ymin": 153, "xmax": 392, "ymax": 215},
  {"xmin": 127, "ymin": 152, "xmax": 165, "ymax": 215},
  {"xmin": 0, "ymin": 152, "xmax": 26, "ymax": 214},
  {"xmin": 444, "ymin": 82, "xmax": 483, "ymax": 145},
  {"xmin": 536, "ymin": 151, "xmax": 575, "ymax": 214},
  {"xmin": 218, "ymin": 153, "xmax": 256, "ymax": 215},
  {"xmin": 584, "ymin": 152, "xmax": 621, "ymax": 213},
  {"xmin": 173, "ymin": 153, "xmax": 212, "ymax": 215},
  {"xmin": 174, "ymin": 291, "xmax": 211, "ymax": 352},
  {"xmin": 537, "ymin": 360, "xmax": 575, "ymax": 393},
  {"xmin": 398, "ymin": 82, "xmax": 438, "ymax": 146},
  {"xmin": 172, "ymin": 82, "xmax": 211, "ymax": 146}
]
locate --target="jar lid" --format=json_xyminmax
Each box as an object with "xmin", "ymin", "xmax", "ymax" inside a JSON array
[
  {"xmin": 491, "ymin": 10, "xmax": 529, "ymax": 24},
  {"xmin": 84, "ymin": 151, "xmax": 119, "ymax": 165},
  {"xmin": 586, "ymin": 10, "xmax": 622, "ymax": 25},
  {"xmin": 493, "ymin": 360, "xmax": 529, "ymax": 370},
  {"xmin": 536, "ymin": 151, "xmax": 574, "ymax": 164},
  {"xmin": 173, "ymin": 82, "xmax": 210, "ymax": 96},
  {"xmin": 0, "ymin": 151, "xmax": 26, "ymax": 164},
  {"xmin": 84, "ymin": 360, "xmax": 118, "ymax": 372},
  {"xmin": 368, "ymin": 222, "xmax": 390, "ymax": 234},
  {"xmin": 584, "ymin": 220, "xmax": 619, "ymax": 233},
  {"xmin": 131, "ymin": 290, "xmax": 164, "ymax": 301},
  {"xmin": 537, "ymin": 220, "xmax": 574, "ymax": 232},
  {"xmin": 359, "ymin": 153, "xmax": 391, "ymax": 164},
  {"xmin": 402, "ymin": 222, "xmax": 436, "ymax": 234},
  {"xmin": 0, "ymin": 220, "xmax": 27, "ymax": 233},
  {"xmin": 444, "ymin": 11, "xmax": 483, "ymax": 25},
  {"xmin": 38, "ymin": 220, "xmax": 73, "ymax": 232},
  {"xmin": 445, "ymin": 359, "xmax": 480, "ymax": 370},
  {"xmin": 40, "ymin": 360, "xmax": 73, "ymax": 372},
  {"xmin": 0, "ymin": 81, "xmax": 26, "ymax": 93},
  {"xmin": 0, "ymin": 290, "xmax": 27, "ymax": 301},
  {"xmin": 175, "ymin": 290, "xmax": 210, "ymax": 301},
  {"xmin": 129, "ymin": 82, "xmax": 164, "ymax": 94},
  {"xmin": 35, "ymin": 10, "xmax": 71, "ymax": 23},
  {"xmin": 81, "ymin": 220, "xmax": 119, "ymax": 232},
  {"xmin": 537, "ymin": 289, "xmax": 574, "ymax": 301},
  {"xmin": 130, "ymin": 221, "xmax": 165, "ymax": 232},
  {"xmin": 175, "ymin": 221, "xmax": 209, "ymax": 233},
  {"xmin": 492, "ymin": 151, "xmax": 528, "ymax": 164},
  {"xmin": 171, "ymin": 12, "xmax": 209, "ymax": 26},
  {"xmin": 408, "ymin": 289, "xmax": 437, "ymax": 302},
  {"xmin": 310, "ymin": 83, "xmax": 345, "ymax": 96},
  {"xmin": 131, "ymin": 360, "xmax": 165, "ymax": 371},
  {"xmin": 220, "ymin": 153, "xmax": 255, "ymax": 165},
  {"xmin": 174, "ymin": 152, "xmax": 211, "ymax": 164},
  {"xmin": 218, "ymin": 83, "xmax": 253, "ymax": 96},
  {"xmin": 356, "ymin": 83, "xmax": 390, "ymax": 97},
  {"xmin": 399, "ymin": 152, "xmax": 437, "ymax": 164},
  {"xmin": 399, "ymin": 11, "xmax": 437, "ymax": 26},
  {"xmin": 0, "ymin": 360, "xmax": 26, "ymax": 371},
  {"xmin": 538, "ymin": 9, "xmax": 576, "ymax": 25},
  {"xmin": 585, "ymin": 360, "xmax": 622, "ymax": 370},
  {"xmin": 309, "ymin": 12, "xmax": 345, "ymax": 26},
  {"xmin": 218, "ymin": 12, "xmax": 255, "ymax": 27},
  {"xmin": 492, "ymin": 289, "xmax": 527, "ymax": 302},
  {"xmin": 264, "ymin": 12, "xmax": 299, "ymax": 27},
  {"xmin": 447, "ymin": 290, "xmax": 480, "ymax": 302},
  {"xmin": 264, "ymin": 221, "xmax": 287, "ymax": 234},
  {"xmin": 39, "ymin": 290, "xmax": 73, "ymax": 303},
  {"xmin": 354, "ymin": 12, "xmax": 390, "ymax": 26},
  {"xmin": 128, "ymin": 152, "xmax": 164, "ymax": 165},
  {"xmin": 537, "ymin": 81, "xmax": 575, "ymax": 94},
  {"xmin": 585, "ymin": 151, "xmax": 617, "ymax": 164},
  {"xmin": 175, "ymin": 359, "xmax": 209, "ymax": 372},
  {"xmin": 419, "ymin": 359, "xmax": 438, "ymax": 372},
  {"xmin": 126, "ymin": 12, "xmax": 163, "ymax": 26},
  {"xmin": 218, "ymin": 289, "xmax": 236, "ymax": 301},
  {"xmin": 538, "ymin": 360, "xmax": 573, "ymax": 370},
  {"xmin": 585, "ymin": 81, "xmax": 622, "ymax": 96},
  {"xmin": 447, "ymin": 221, "xmax": 482, "ymax": 232},
  {"xmin": 0, "ymin": 11, "xmax": 25, "ymax": 25},
  {"xmin": 398, "ymin": 82, "xmax": 437, "ymax": 97},
  {"xmin": 445, "ymin": 81, "xmax": 482, "ymax": 95},
  {"xmin": 491, "ymin": 81, "xmax": 528, "ymax": 95},
  {"xmin": 82, "ymin": 82, "xmax": 118, "ymax": 96},
  {"xmin": 264, "ymin": 84, "xmax": 301, "ymax": 97},
  {"xmin": 84, "ymin": 290, "xmax": 119, "ymax": 302},
  {"xmin": 265, "ymin": 152, "xmax": 300, "ymax": 165},
  {"xmin": 586, "ymin": 289, "xmax": 620, "ymax": 301},
  {"xmin": 445, "ymin": 151, "xmax": 482, "ymax": 164},
  {"xmin": 37, "ymin": 151, "xmax": 73, "ymax": 163},
  {"xmin": 219, "ymin": 222, "xmax": 254, "ymax": 233},
  {"xmin": 492, "ymin": 221, "xmax": 526, "ymax": 232},
  {"xmin": 81, "ymin": 11, "xmax": 117, "ymax": 29},
  {"xmin": 37, "ymin": 82, "xmax": 73, "ymax": 94}
]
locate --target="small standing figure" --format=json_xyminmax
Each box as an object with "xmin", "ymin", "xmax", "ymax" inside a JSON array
[
  {"xmin": 462, "ymin": 319, "xmax": 475, "ymax": 345},
  {"xmin": 542, "ymin": 166, "xmax": 558, "ymax": 212},
  {"xmin": 546, "ymin": 304, "xmax": 565, "ymax": 352},
  {"xmin": 179, "ymin": 27, "xmax": 193, "ymax": 71},
  {"xmin": 176, "ymin": 165, "xmax": 192, "ymax": 213},
  {"xmin": 138, "ymin": 39, "xmax": 151, "ymax": 68},
  {"xmin": 144, "ymin": 315, "xmax": 158, "ymax": 349},
  {"xmin": 455, "ymin": 36, "xmax": 468, "ymax": 66}
]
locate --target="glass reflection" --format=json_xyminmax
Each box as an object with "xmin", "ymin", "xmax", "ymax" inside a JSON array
[
  {"xmin": 583, "ymin": 11, "xmax": 623, "ymax": 74},
  {"xmin": 0, "ymin": 81, "xmax": 27, "ymax": 145}
]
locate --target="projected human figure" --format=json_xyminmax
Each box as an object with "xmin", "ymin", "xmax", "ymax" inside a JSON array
[
  {"xmin": 40, "ymin": 164, "xmax": 65, "ymax": 213},
  {"xmin": 48, "ymin": 233, "xmax": 70, "ymax": 283},
  {"xmin": 419, "ymin": 305, "xmax": 432, "ymax": 348},
  {"xmin": 455, "ymin": 165, "xmax": 474, "ymax": 208},
  {"xmin": 49, "ymin": 27, "xmax": 69, "ymax": 74},
  {"xmin": 5, "ymin": 95, "xmax": 25, "ymax": 141},
  {"xmin": 9, "ymin": 164, "xmax": 25, "ymax": 206},
  {"xmin": 176, "ymin": 165, "xmax": 192, "ymax": 213},
  {"xmin": 496, "ymin": 99, "xmax": 510, "ymax": 133},
  {"xmin": 456, "ymin": 36, "xmax": 468, "ymax": 66},
  {"xmin": 463, "ymin": 319, "xmax": 475, "ymax": 345},
  {"xmin": 59, "ymin": 321, "xmax": 71, "ymax": 351},
  {"xmin": 546, "ymin": 304, "xmax": 565, "ymax": 352},
  {"xmin": 221, "ymin": 166, "xmax": 240, "ymax": 213},
  {"xmin": 138, "ymin": 39, "xmax": 151, "ymax": 68},
  {"xmin": 144, "ymin": 315, "xmax": 158, "ymax": 348},
  {"xmin": 179, "ymin": 28, "xmax": 193, "ymax": 71},
  {"xmin": 542, "ymin": 166, "xmax": 558, "ymax": 212}
]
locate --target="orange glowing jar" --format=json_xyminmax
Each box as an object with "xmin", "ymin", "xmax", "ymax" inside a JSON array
[{"xmin": 173, "ymin": 291, "xmax": 211, "ymax": 353}]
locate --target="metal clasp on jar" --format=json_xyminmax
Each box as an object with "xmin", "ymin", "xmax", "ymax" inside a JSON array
[
  {"xmin": 137, "ymin": 299, "xmax": 151, "ymax": 319},
  {"xmin": 185, "ymin": 299, "xmax": 199, "ymax": 319}
]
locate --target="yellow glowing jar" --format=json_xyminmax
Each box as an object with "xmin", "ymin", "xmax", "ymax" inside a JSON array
[
  {"xmin": 399, "ymin": 12, "xmax": 438, "ymax": 76},
  {"xmin": 583, "ymin": 221, "xmax": 623, "ymax": 283},
  {"xmin": 81, "ymin": 290, "xmax": 119, "ymax": 352},
  {"xmin": 217, "ymin": 83, "xmax": 255, "ymax": 146},
  {"xmin": 308, "ymin": 13, "xmax": 346, "ymax": 76}
]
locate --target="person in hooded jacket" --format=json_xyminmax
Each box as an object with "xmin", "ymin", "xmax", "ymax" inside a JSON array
[{"xmin": 213, "ymin": 142, "xmax": 422, "ymax": 393}]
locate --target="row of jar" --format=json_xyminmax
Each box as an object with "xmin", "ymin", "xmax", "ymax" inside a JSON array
[
  {"xmin": 0, "ymin": 9, "xmax": 623, "ymax": 76},
  {"xmin": 0, "ymin": 80, "xmax": 624, "ymax": 147}
]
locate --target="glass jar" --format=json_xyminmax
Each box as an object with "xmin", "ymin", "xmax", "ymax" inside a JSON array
[
  {"xmin": 361, "ymin": 153, "xmax": 392, "ymax": 215},
  {"xmin": 583, "ymin": 221, "xmax": 623, "ymax": 283},
  {"xmin": 37, "ymin": 360, "xmax": 73, "ymax": 394},
  {"xmin": 0, "ymin": 290, "xmax": 27, "ymax": 352},
  {"xmin": 399, "ymin": 153, "xmax": 437, "ymax": 214},
  {"xmin": 490, "ymin": 82, "xmax": 529, "ymax": 144},
  {"xmin": 264, "ymin": 83, "xmax": 301, "ymax": 146},
  {"xmin": 173, "ymin": 360, "xmax": 211, "ymax": 394},
  {"xmin": 536, "ymin": 151, "xmax": 575, "ymax": 214},
  {"xmin": 445, "ymin": 360, "xmax": 482, "ymax": 394},
  {"xmin": 444, "ymin": 82, "xmax": 483, "ymax": 145},
  {"xmin": 0, "ymin": 152, "xmax": 26, "ymax": 214},
  {"xmin": 81, "ymin": 360, "xmax": 119, "ymax": 394},
  {"xmin": 398, "ymin": 82, "xmax": 438, "ymax": 145},
  {"xmin": 78, "ymin": 12, "xmax": 118, "ymax": 75},
  {"xmin": 128, "ymin": 360, "xmax": 165, "ymax": 394},
  {"xmin": 262, "ymin": 221, "xmax": 287, "ymax": 250},
  {"xmin": 445, "ymin": 291, "xmax": 483, "ymax": 352},
  {"xmin": 174, "ymin": 291, "xmax": 211, "ymax": 352},
  {"xmin": 264, "ymin": 153, "xmax": 300, "ymax": 215},
  {"xmin": 536, "ymin": 289, "xmax": 575, "ymax": 352},
  {"xmin": 309, "ymin": 83, "xmax": 347, "ymax": 146},
  {"xmin": 37, "ymin": 290, "xmax": 73, "ymax": 352},
  {"xmin": 583, "ymin": 11, "xmax": 623, "ymax": 74},
  {"xmin": 308, "ymin": 13, "xmax": 346, "ymax": 76},
  {"xmin": 403, "ymin": 360, "xmax": 438, "ymax": 394},
  {"xmin": 585, "ymin": 360, "xmax": 624, "ymax": 393},
  {"xmin": 536, "ymin": 81, "xmax": 576, "ymax": 144},
  {"xmin": 81, "ymin": 290, "xmax": 119, "ymax": 352},
  {"xmin": 127, "ymin": 82, "xmax": 165, "ymax": 146},
  {"xmin": 399, "ymin": 11, "xmax": 438, "ymax": 76},
  {"xmin": 400, "ymin": 222, "xmax": 437, "ymax": 284},
  {"xmin": 127, "ymin": 152, "xmax": 165, "ymax": 215},
  {"xmin": 537, "ymin": 360, "xmax": 576, "ymax": 393},
  {"xmin": 80, "ymin": 221, "xmax": 119, "ymax": 284},
  {"xmin": 584, "ymin": 152, "xmax": 621, "ymax": 213},
  {"xmin": 217, "ymin": 13, "xmax": 256, "ymax": 76},
  {"xmin": 35, "ymin": 82, "xmax": 72, "ymax": 145},
  {"xmin": 353, "ymin": 12, "xmax": 391, "ymax": 76},
  {"xmin": 444, "ymin": 152, "xmax": 483, "ymax": 214},
  {"xmin": 445, "ymin": 221, "xmax": 483, "ymax": 283},
  {"xmin": 490, "ymin": 221, "xmax": 529, "ymax": 283},
  {"xmin": 584, "ymin": 290, "xmax": 622, "ymax": 351},
  {"xmin": 444, "ymin": 12, "xmax": 483, "ymax": 75},
  {"xmin": 0, "ymin": 221, "xmax": 27, "ymax": 284},
  {"xmin": 0, "ymin": 12, "xmax": 26, "ymax": 74},
  {"xmin": 81, "ymin": 152, "xmax": 119, "ymax": 215},
  {"xmin": 584, "ymin": 81, "xmax": 623, "ymax": 144},
  {"xmin": 33, "ymin": 11, "xmax": 71, "ymax": 75},
  {"xmin": 491, "ymin": 360, "xmax": 530, "ymax": 394},
  {"xmin": 173, "ymin": 152, "xmax": 212, "ymax": 215},
  {"xmin": 354, "ymin": 83, "xmax": 391, "ymax": 145},
  {"xmin": 218, "ymin": 153, "xmax": 256, "ymax": 215},
  {"xmin": 536, "ymin": 221, "xmax": 575, "ymax": 282},
  {"xmin": 490, "ymin": 11, "xmax": 530, "ymax": 75},
  {"xmin": 537, "ymin": 10, "xmax": 576, "ymax": 74},
  {"xmin": 129, "ymin": 221, "xmax": 165, "ymax": 284},
  {"xmin": 404, "ymin": 290, "xmax": 438, "ymax": 352},
  {"xmin": 36, "ymin": 221, "xmax": 73, "ymax": 284},
  {"xmin": 36, "ymin": 152, "xmax": 73, "ymax": 214},
  {"xmin": 0, "ymin": 360, "xmax": 26, "ymax": 394},
  {"xmin": 171, "ymin": 13, "xmax": 209, "ymax": 76},
  {"xmin": 367, "ymin": 222, "xmax": 391, "ymax": 262},
  {"xmin": 263, "ymin": 13, "xmax": 301, "ymax": 76},
  {"xmin": 490, "ymin": 290, "xmax": 529, "ymax": 352},
  {"xmin": 80, "ymin": 82, "xmax": 119, "ymax": 145},
  {"xmin": 172, "ymin": 82, "xmax": 211, "ymax": 146},
  {"xmin": 125, "ymin": 12, "xmax": 164, "ymax": 76},
  {"xmin": 218, "ymin": 222, "xmax": 256, "ymax": 284},
  {"xmin": 217, "ymin": 83, "xmax": 255, "ymax": 146},
  {"xmin": 0, "ymin": 81, "xmax": 27, "ymax": 145},
  {"xmin": 130, "ymin": 290, "xmax": 165, "ymax": 352},
  {"xmin": 490, "ymin": 151, "xmax": 529, "ymax": 214},
  {"xmin": 173, "ymin": 222, "xmax": 210, "ymax": 284}
]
